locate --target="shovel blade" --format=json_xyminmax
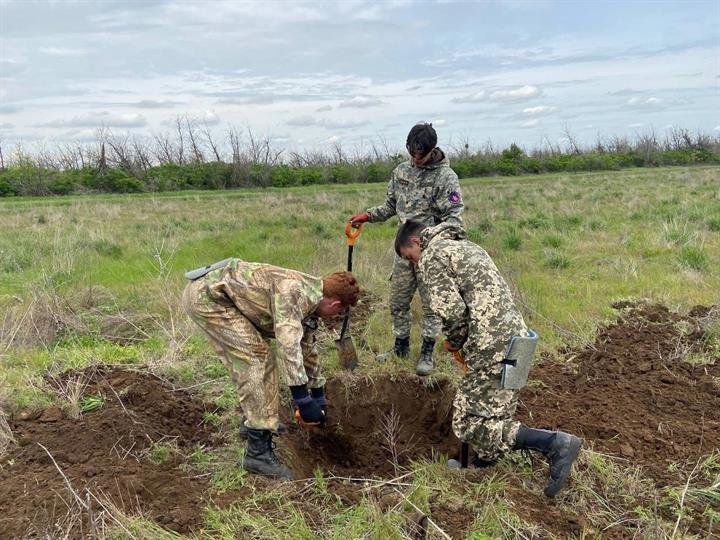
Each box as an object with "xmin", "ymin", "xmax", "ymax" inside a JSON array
[{"xmin": 336, "ymin": 335, "xmax": 358, "ymax": 370}]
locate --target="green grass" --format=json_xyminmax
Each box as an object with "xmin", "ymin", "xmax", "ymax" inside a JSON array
[{"xmin": 1, "ymin": 165, "xmax": 719, "ymax": 538}]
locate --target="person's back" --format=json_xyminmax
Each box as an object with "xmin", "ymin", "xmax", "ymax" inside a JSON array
[{"xmin": 418, "ymin": 223, "xmax": 526, "ymax": 348}]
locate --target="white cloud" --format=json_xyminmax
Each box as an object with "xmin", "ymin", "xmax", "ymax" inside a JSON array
[
  {"xmin": 452, "ymin": 85, "xmax": 540, "ymax": 104},
  {"xmin": 39, "ymin": 47, "xmax": 87, "ymax": 57},
  {"xmin": 133, "ymin": 100, "xmax": 182, "ymax": 109},
  {"xmin": 202, "ymin": 110, "xmax": 221, "ymax": 125},
  {"xmin": 628, "ymin": 122, "xmax": 645, "ymax": 128},
  {"xmin": 338, "ymin": 96, "xmax": 383, "ymax": 108},
  {"xmin": 490, "ymin": 85, "xmax": 540, "ymax": 101},
  {"xmin": 625, "ymin": 96, "xmax": 663, "ymax": 107},
  {"xmin": 520, "ymin": 119, "xmax": 539, "ymax": 128},
  {"xmin": 451, "ymin": 90, "xmax": 485, "ymax": 103},
  {"xmin": 286, "ymin": 116, "xmax": 369, "ymax": 129},
  {"xmin": 714, "ymin": 125, "xmax": 720, "ymax": 132},
  {"xmin": 0, "ymin": 122, "xmax": 15, "ymax": 130},
  {"xmin": 431, "ymin": 119, "xmax": 446, "ymax": 126},
  {"xmin": 315, "ymin": 104, "xmax": 333, "ymax": 112},
  {"xmin": 522, "ymin": 105, "xmax": 556, "ymax": 115},
  {"xmin": 37, "ymin": 112, "xmax": 147, "ymax": 128}
]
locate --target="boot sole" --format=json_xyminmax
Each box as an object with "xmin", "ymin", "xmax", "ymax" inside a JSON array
[
  {"xmin": 243, "ymin": 459, "xmax": 293, "ymax": 481},
  {"xmin": 544, "ymin": 436, "xmax": 582, "ymax": 497}
]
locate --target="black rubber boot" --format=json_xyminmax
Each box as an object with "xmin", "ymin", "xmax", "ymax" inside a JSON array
[
  {"xmin": 514, "ymin": 425, "xmax": 582, "ymax": 497},
  {"xmin": 415, "ymin": 339, "xmax": 435, "ymax": 376},
  {"xmin": 242, "ymin": 428, "xmax": 293, "ymax": 480},
  {"xmin": 393, "ymin": 336, "xmax": 410, "ymax": 358}
]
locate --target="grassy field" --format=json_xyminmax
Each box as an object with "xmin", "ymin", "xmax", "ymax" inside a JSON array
[{"xmin": 1, "ymin": 165, "xmax": 719, "ymax": 538}]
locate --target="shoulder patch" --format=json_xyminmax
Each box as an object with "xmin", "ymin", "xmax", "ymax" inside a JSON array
[{"xmin": 448, "ymin": 191, "xmax": 462, "ymax": 205}]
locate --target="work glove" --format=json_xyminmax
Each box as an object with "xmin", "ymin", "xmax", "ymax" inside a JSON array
[
  {"xmin": 349, "ymin": 213, "xmax": 369, "ymax": 227},
  {"xmin": 290, "ymin": 385, "xmax": 325, "ymax": 426},
  {"xmin": 311, "ymin": 386, "xmax": 327, "ymax": 415}
]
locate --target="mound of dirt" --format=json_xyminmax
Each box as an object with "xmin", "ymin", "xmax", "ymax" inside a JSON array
[
  {"xmin": 279, "ymin": 374, "xmax": 458, "ymax": 478},
  {"xmin": 519, "ymin": 302, "xmax": 720, "ymax": 485},
  {"xmin": 0, "ymin": 366, "xmax": 219, "ymax": 538}
]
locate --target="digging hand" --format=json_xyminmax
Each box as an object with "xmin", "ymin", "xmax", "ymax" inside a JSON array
[
  {"xmin": 310, "ymin": 387, "xmax": 327, "ymax": 416},
  {"xmin": 290, "ymin": 385, "xmax": 326, "ymax": 427},
  {"xmin": 348, "ymin": 213, "xmax": 369, "ymax": 227}
]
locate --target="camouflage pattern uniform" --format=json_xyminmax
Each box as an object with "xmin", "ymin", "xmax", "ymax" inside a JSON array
[
  {"xmin": 366, "ymin": 149, "xmax": 464, "ymax": 339},
  {"xmin": 417, "ymin": 223, "xmax": 528, "ymax": 460},
  {"xmin": 182, "ymin": 259, "xmax": 325, "ymax": 432}
]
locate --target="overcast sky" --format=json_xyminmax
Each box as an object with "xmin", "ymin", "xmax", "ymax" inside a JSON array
[{"xmin": 1, "ymin": 0, "xmax": 719, "ymax": 155}]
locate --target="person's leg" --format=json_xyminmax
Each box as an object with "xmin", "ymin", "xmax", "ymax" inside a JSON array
[
  {"xmin": 388, "ymin": 255, "xmax": 416, "ymax": 356},
  {"xmin": 415, "ymin": 270, "xmax": 442, "ymax": 375},
  {"xmin": 182, "ymin": 280, "xmax": 291, "ymax": 479},
  {"xmin": 451, "ymin": 341, "xmax": 521, "ymax": 463},
  {"xmin": 449, "ymin": 335, "xmax": 581, "ymax": 497}
]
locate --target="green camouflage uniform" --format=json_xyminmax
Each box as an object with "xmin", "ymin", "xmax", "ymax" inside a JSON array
[
  {"xmin": 417, "ymin": 223, "xmax": 528, "ymax": 460},
  {"xmin": 182, "ymin": 259, "xmax": 325, "ymax": 431},
  {"xmin": 366, "ymin": 148, "xmax": 464, "ymax": 339}
]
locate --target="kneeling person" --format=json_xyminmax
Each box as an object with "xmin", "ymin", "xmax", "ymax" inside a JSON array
[
  {"xmin": 183, "ymin": 258, "xmax": 359, "ymax": 480},
  {"xmin": 395, "ymin": 221, "xmax": 581, "ymax": 497}
]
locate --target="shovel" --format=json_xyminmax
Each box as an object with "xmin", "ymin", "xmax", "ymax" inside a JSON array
[{"xmin": 336, "ymin": 221, "xmax": 363, "ymax": 370}]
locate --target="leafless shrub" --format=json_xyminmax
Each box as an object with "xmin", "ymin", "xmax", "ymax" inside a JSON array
[
  {"xmin": 379, "ymin": 405, "xmax": 403, "ymax": 474},
  {"xmin": 0, "ymin": 410, "xmax": 15, "ymax": 458},
  {"xmin": 45, "ymin": 372, "xmax": 89, "ymax": 419},
  {"xmin": 0, "ymin": 286, "xmax": 87, "ymax": 350}
]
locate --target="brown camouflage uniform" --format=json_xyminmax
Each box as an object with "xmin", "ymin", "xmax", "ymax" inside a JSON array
[
  {"xmin": 182, "ymin": 259, "xmax": 325, "ymax": 431},
  {"xmin": 417, "ymin": 223, "xmax": 528, "ymax": 460},
  {"xmin": 366, "ymin": 148, "xmax": 464, "ymax": 339}
]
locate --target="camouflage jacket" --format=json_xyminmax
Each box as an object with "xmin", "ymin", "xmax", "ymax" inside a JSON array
[
  {"xmin": 366, "ymin": 148, "xmax": 464, "ymax": 228},
  {"xmin": 204, "ymin": 259, "xmax": 324, "ymax": 387},
  {"xmin": 417, "ymin": 223, "xmax": 526, "ymax": 352}
]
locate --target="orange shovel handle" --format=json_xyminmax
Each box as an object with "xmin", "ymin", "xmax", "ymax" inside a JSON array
[{"xmin": 345, "ymin": 221, "xmax": 363, "ymax": 247}]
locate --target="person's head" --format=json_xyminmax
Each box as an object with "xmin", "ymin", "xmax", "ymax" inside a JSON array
[
  {"xmin": 317, "ymin": 271, "xmax": 360, "ymax": 318},
  {"xmin": 406, "ymin": 123, "xmax": 437, "ymax": 167},
  {"xmin": 394, "ymin": 220, "xmax": 427, "ymax": 265}
]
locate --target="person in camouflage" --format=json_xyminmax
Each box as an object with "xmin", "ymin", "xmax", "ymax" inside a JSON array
[
  {"xmin": 182, "ymin": 258, "xmax": 359, "ymax": 480},
  {"xmin": 394, "ymin": 220, "xmax": 582, "ymax": 497},
  {"xmin": 349, "ymin": 123, "xmax": 464, "ymax": 376}
]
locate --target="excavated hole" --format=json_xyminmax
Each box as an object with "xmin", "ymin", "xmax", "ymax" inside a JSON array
[{"xmin": 279, "ymin": 374, "xmax": 459, "ymax": 479}]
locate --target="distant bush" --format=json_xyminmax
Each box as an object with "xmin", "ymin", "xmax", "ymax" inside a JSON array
[{"xmin": 1, "ymin": 133, "xmax": 718, "ymax": 197}]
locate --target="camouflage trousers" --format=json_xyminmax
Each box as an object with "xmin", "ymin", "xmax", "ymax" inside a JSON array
[
  {"xmin": 182, "ymin": 278, "xmax": 283, "ymax": 431},
  {"xmin": 452, "ymin": 332, "xmax": 524, "ymax": 461},
  {"xmin": 390, "ymin": 255, "xmax": 442, "ymax": 339}
]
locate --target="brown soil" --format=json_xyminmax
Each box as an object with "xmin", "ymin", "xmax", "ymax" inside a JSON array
[
  {"xmin": 518, "ymin": 302, "xmax": 720, "ymax": 486},
  {"xmin": 0, "ymin": 366, "xmax": 220, "ymax": 538},
  {"xmin": 2, "ymin": 302, "xmax": 718, "ymax": 538}
]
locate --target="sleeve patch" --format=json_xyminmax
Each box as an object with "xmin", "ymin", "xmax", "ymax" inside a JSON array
[{"xmin": 448, "ymin": 191, "xmax": 462, "ymax": 204}]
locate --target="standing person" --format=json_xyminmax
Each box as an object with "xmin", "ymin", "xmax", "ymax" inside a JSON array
[
  {"xmin": 182, "ymin": 258, "xmax": 360, "ymax": 480},
  {"xmin": 348, "ymin": 123, "xmax": 464, "ymax": 376},
  {"xmin": 394, "ymin": 220, "xmax": 582, "ymax": 497}
]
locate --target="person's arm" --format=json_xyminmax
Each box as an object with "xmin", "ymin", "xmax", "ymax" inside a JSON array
[
  {"xmin": 365, "ymin": 170, "xmax": 398, "ymax": 223},
  {"xmin": 420, "ymin": 248, "xmax": 468, "ymax": 349},
  {"xmin": 272, "ymin": 281, "xmax": 310, "ymax": 387},
  {"xmin": 434, "ymin": 169, "xmax": 464, "ymax": 227},
  {"xmin": 300, "ymin": 321, "xmax": 325, "ymax": 389}
]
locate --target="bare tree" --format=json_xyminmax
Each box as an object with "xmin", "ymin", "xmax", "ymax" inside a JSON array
[
  {"xmin": 152, "ymin": 132, "xmax": 173, "ymax": 165},
  {"xmin": 562, "ymin": 124, "xmax": 581, "ymax": 155},
  {"xmin": 202, "ymin": 123, "xmax": 222, "ymax": 161},
  {"xmin": 174, "ymin": 116, "xmax": 186, "ymax": 165},
  {"xmin": 0, "ymin": 133, "xmax": 5, "ymax": 171},
  {"xmin": 183, "ymin": 114, "xmax": 205, "ymax": 163}
]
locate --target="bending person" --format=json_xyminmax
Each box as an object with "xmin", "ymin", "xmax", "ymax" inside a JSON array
[
  {"xmin": 394, "ymin": 221, "xmax": 582, "ymax": 497},
  {"xmin": 183, "ymin": 257, "xmax": 359, "ymax": 480}
]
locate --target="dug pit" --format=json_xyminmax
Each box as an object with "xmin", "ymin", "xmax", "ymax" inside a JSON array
[{"xmin": 279, "ymin": 375, "xmax": 459, "ymax": 479}]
